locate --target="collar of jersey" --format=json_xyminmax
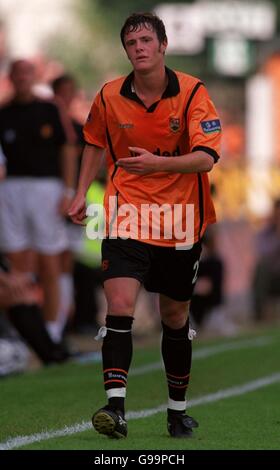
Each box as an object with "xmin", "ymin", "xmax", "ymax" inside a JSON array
[{"xmin": 120, "ymin": 66, "xmax": 180, "ymax": 111}]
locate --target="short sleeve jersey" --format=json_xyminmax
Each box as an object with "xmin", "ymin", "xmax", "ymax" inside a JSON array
[{"xmin": 84, "ymin": 67, "xmax": 221, "ymax": 246}]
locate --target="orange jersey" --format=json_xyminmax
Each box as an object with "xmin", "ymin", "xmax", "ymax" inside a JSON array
[{"xmin": 84, "ymin": 67, "xmax": 221, "ymax": 246}]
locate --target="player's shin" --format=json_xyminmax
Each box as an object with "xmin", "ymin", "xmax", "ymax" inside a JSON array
[
  {"xmin": 161, "ymin": 318, "xmax": 192, "ymax": 412},
  {"xmin": 97, "ymin": 315, "xmax": 134, "ymax": 415}
]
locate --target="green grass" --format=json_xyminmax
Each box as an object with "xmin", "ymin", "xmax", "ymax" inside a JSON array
[{"xmin": 1, "ymin": 326, "xmax": 280, "ymax": 450}]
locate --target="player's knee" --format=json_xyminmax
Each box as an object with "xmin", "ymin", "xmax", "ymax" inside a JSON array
[
  {"xmin": 107, "ymin": 295, "xmax": 135, "ymax": 315},
  {"xmin": 162, "ymin": 312, "xmax": 186, "ymax": 329},
  {"xmin": 161, "ymin": 303, "xmax": 189, "ymax": 329}
]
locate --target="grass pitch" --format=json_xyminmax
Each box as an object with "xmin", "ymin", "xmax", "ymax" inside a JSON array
[{"xmin": 0, "ymin": 325, "xmax": 279, "ymax": 450}]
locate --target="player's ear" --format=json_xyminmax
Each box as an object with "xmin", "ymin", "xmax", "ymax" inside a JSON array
[{"xmin": 160, "ymin": 40, "xmax": 168, "ymax": 55}]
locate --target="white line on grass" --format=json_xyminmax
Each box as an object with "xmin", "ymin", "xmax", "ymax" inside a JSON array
[
  {"xmin": 130, "ymin": 336, "xmax": 273, "ymax": 376},
  {"xmin": 1, "ymin": 371, "xmax": 279, "ymax": 450}
]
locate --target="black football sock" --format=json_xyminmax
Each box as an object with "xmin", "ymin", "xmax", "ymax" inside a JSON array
[
  {"xmin": 101, "ymin": 315, "xmax": 133, "ymax": 415},
  {"xmin": 161, "ymin": 318, "xmax": 192, "ymax": 413}
]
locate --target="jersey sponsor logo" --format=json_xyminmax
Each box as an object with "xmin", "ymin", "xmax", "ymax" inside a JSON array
[
  {"xmin": 40, "ymin": 124, "xmax": 53, "ymax": 138},
  {"xmin": 153, "ymin": 145, "xmax": 181, "ymax": 157},
  {"xmin": 201, "ymin": 119, "xmax": 221, "ymax": 134},
  {"xmin": 169, "ymin": 117, "xmax": 180, "ymax": 133},
  {"xmin": 119, "ymin": 123, "xmax": 134, "ymax": 129}
]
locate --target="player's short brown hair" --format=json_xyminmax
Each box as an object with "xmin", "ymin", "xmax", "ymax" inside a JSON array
[{"xmin": 120, "ymin": 12, "xmax": 167, "ymax": 48}]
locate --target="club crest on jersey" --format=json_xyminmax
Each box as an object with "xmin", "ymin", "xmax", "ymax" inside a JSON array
[
  {"xmin": 169, "ymin": 117, "xmax": 180, "ymax": 133},
  {"xmin": 201, "ymin": 119, "xmax": 221, "ymax": 134}
]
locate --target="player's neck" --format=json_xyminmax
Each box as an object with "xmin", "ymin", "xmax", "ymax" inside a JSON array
[{"xmin": 133, "ymin": 65, "xmax": 167, "ymax": 99}]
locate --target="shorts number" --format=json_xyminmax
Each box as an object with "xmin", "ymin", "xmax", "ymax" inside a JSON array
[{"xmin": 192, "ymin": 260, "xmax": 199, "ymax": 284}]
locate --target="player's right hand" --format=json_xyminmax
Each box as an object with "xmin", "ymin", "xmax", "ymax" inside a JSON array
[{"xmin": 68, "ymin": 193, "xmax": 87, "ymax": 225}]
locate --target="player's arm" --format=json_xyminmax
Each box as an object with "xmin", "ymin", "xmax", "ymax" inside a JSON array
[
  {"xmin": 60, "ymin": 142, "xmax": 78, "ymax": 201},
  {"xmin": 117, "ymin": 148, "xmax": 213, "ymax": 175},
  {"xmin": 68, "ymin": 89, "xmax": 106, "ymax": 224},
  {"xmin": 118, "ymin": 85, "xmax": 221, "ymax": 175},
  {"xmin": 68, "ymin": 144, "xmax": 105, "ymax": 225},
  {"xmin": 154, "ymin": 149, "xmax": 214, "ymax": 172},
  {"xmin": 50, "ymin": 101, "xmax": 78, "ymax": 214}
]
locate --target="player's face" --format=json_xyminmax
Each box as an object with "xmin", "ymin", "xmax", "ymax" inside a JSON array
[{"xmin": 124, "ymin": 24, "xmax": 167, "ymax": 73}]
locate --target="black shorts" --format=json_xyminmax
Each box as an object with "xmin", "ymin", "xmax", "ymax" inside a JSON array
[{"xmin": 101, "ymin": 238, "xmax": 202, "ymax": 302}]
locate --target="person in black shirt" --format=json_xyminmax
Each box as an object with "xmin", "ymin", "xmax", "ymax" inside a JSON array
[{"xmin": 0, "ymin": 59, "xmax": 76, "ymax": 342}]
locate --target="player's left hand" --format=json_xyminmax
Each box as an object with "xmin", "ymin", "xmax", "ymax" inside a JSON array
[{"xmin": 117, "ymin": 147, "xmax": 161, "ymax": 175}]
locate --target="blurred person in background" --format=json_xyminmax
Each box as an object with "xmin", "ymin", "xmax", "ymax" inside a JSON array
[
  {"xmin": 0, "ymin": 265, "xmax": 32, "ymax": 377},
  {"xmin": 252, "ymin": 198, "xmax": 280, "ymax": 321},
  {"xmin": 0, "ymin": 59, "xmax": 76, "ymax": 344},
  {"xmin": 72, "ymin": 178, "xmax": 105, "ymax": 335},
  {"xmin": 69, "ymin": 12, "xmax": 221, "ymax": 440},
  {"xmin": 52, "ymin": 74, "xmax": 104, "ymax": 336},
  {"xmin": 51, "ymin": 74, "xmax": 83, "ymax": 339},
  {"xmin": 190, "ymin": 226, "xmax": 224, "ymax": 329},
  {"xmin": 0, "ymin": 254, "xmax": 70, "ymax": 367},
  {"xmin": 0, "ymin": 143, "xmax": 6, "ymax": 180},
  {"xmin": 0, "ymin": 312, "xmax": 30, "ymax": 378}
]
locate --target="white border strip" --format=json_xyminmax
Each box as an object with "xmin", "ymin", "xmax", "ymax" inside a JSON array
[{"xmin": 1, "ymin": 372, "xmax": 279, "ymax": 450}]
